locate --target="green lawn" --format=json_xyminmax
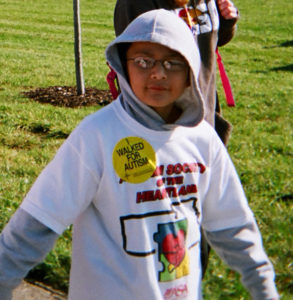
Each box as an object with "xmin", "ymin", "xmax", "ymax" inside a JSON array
[{"xmin": 0, "ymin": 0, "xmax": 292, "ymax": 298}]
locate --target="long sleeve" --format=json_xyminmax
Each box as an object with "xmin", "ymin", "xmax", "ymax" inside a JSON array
[
  {"xmin": 0, "ymin": 208, "xmax": 59, "ymax": 300},
  {"xmin": 205, "ymin": 219, "xmax": 279, "ymax": 300},
  {"xmin": 217, "ymin": 14, "xmax": 238, "ymax": 46},
  {"xmin": 216, "ymin": 2, "xmax": 239, "ymax": 47}
]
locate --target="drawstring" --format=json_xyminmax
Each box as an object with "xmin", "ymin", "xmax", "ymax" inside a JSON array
[
  {"xmin": 216, "ymin": 48, "xmax": 235, "ymax": 107},
  {"xmin": 106, "ymin": 63, "xmax": 119, "ymax": 100}
]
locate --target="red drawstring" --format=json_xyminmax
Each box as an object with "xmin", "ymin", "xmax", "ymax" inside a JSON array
[
  {"xmin": 216, "ymin": 48, "xmax": 235, "ymax": 107},
  {"xmin": 106, "ymin": 63, "xmax": 119, "ymax": 100}
]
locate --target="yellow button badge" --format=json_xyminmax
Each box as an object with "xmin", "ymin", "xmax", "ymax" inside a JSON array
[{"xmin": 112, "ymin": 136, "xmax": 156, "ymax": 184}]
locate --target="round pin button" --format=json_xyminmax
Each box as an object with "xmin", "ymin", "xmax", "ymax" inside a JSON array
[{"xmin": 112, "ymin": 136, "xmax": 156, "ymax": 184}]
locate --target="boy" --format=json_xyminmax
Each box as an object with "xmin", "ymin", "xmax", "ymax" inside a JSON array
[
  {"xmin": 113, "ymin": 0, "xmax": 240, "ymax": 275},
  {"xmin": 0, "ymin": 9, "xmax": 279, "ymax": 300}
]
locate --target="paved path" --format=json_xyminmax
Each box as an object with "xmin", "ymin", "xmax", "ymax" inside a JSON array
[{"xmin": 12, "ymin": 281, "xmax": 67, "ymax": 300}]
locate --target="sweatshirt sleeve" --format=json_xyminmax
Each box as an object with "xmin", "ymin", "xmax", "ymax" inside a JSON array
[
  {"xmin": 205, "ymin": 219, "xmax": 279, "ymax": 300},
  {"xmin": 0, "ymin": 208, "xmax": 59, "ymax": 300},
  {"xmin": 217, "ymin": 5, "xmax": 239, "ymax": 47}
]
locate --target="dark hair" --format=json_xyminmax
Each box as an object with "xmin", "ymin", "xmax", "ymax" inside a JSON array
[
  {"xmin": 117, "ymin": 42, "xmax": 131, "ymax": 78},
  {"xmin": 117, "ymin": 42, "xmax": 131, "ymax": 62},
  {"xmin": 168, "ymin": 0, "xmax": 189, "ymax": 8}
]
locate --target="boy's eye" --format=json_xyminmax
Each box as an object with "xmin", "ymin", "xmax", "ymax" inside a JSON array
[
  {"xmin": 164, "ymin": 60, "xmax": 187, "ymax": 70},
  {"xmin": 127, "ymin": 57, "xmax": 187, "ymax": 71},
  {"xmin": 135, "ymin": 57, "xmax": 153, "ymax": 69}
]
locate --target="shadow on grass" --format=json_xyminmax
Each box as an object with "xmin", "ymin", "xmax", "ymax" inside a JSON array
[
  {"xmin": 265, "ymin": 40, "xmax": 293, "ymax": 72},
  {"xmin": 22, "ymin": 123, "xmax": 70, "ymax": 139},
  {"xmin": 264, "ymin": 39, "xmax": 293, "ymax": 49},
  {"xmin": 255, "ymin": 63, "xmax": 293, "ymax": 74},
  {"xmin": 279, "ymin": 40, "xmax": 293, "ymax": 47},
  {"xmin": 270, "ymin": 64, "xmax": 293, "ymax": 72}
]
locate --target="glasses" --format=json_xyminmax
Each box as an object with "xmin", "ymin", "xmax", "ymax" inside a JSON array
[{"xmin": 127, "ymin": 56, "xmax": 188, "ymax": 72}]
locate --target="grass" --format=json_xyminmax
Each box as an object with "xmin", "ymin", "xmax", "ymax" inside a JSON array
[{"xmin": 0, "ymin": 0, "xmax": 292, "ymax": 298}]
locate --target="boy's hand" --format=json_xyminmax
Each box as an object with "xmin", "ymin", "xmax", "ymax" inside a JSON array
[{"xmin": 216, "ymin": 0, "xmax": 238, "ymax": 19}]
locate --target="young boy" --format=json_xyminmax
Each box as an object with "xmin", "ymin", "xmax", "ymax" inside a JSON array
[
  {"xmin": 0, "ymin": 9, "xmax": 279, "ymax": 300},
  {"xmin": 113, "ymin": 0, "xmax": 240, "ymax": 276}
]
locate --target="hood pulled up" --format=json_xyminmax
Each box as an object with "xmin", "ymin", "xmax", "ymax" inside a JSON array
[{"xmin": 106, "ymin": 9, "xmax": 205, "ymax": 130}]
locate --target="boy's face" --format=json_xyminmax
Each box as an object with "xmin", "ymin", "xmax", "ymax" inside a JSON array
[{"xmin": 126, "ymin": 42, "xmax": 189, "ymax": 121}]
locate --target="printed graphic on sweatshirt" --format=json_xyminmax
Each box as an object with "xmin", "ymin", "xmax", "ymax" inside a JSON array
[
  {"xmin": 163, "ymin": 284, "xmax": 188, "ymax": 300},
  {"xmin": 120, "ymin": 160, "xmax": 206, "ymax": 285},
  {"xmin": 120, "ymin": 161, "xmax": 205, "ymax": 256},
  {"xmin": 137, "ymin": 163, "xmax": 205, "ymax": 206},
  {"xmin": 154, "ymin": 219, "xmax": 189, "ymax": 282},
  {"xmin": 176, "ymin": 1, "xmax": 219, "ymax": 35},
  {"xmin": 113, "ymin": 136, "xmax": 156, "ymax": 184},
  {"xmin": 120, "ymin": 196, "xmax": 199, "ymax": 256}
]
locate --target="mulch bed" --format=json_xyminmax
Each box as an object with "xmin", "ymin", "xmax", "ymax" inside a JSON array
[{"xmin": 22, "ymin": 86, "xmax": 114, "ymax": 108}]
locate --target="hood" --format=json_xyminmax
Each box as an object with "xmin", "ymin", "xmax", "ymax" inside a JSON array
[{"xmin": 105, "ymin": 9, "xmax": 204, "ymax": 130}]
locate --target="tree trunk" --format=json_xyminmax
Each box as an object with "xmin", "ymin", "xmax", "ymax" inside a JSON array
[{"xmin": 73, "ymin": 0, "xmax": 85, "ymax": 95}]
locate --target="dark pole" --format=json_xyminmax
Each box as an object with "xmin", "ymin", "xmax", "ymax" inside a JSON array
[{"xmin": 73, "ymin": 0, "xmax": 85, "ymax": 95}]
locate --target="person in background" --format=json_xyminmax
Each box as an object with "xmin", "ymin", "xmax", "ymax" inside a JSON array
[
  {"xmin": 114, "ymin": 0, "xmax": 239, "ymax": 145},
  {"xmin": 0, "ymin": 9, "xmax": 279, "ymax": 300}
]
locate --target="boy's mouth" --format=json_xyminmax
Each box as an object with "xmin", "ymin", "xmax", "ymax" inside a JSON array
[{"xmin": 148, "ymin": 85, "xmax": 168, "ymax": 91}]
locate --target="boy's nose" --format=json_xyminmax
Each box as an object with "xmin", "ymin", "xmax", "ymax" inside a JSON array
[{"xmin": 150, "ymin": 62, "xmax": 167, "ymax": 80}]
